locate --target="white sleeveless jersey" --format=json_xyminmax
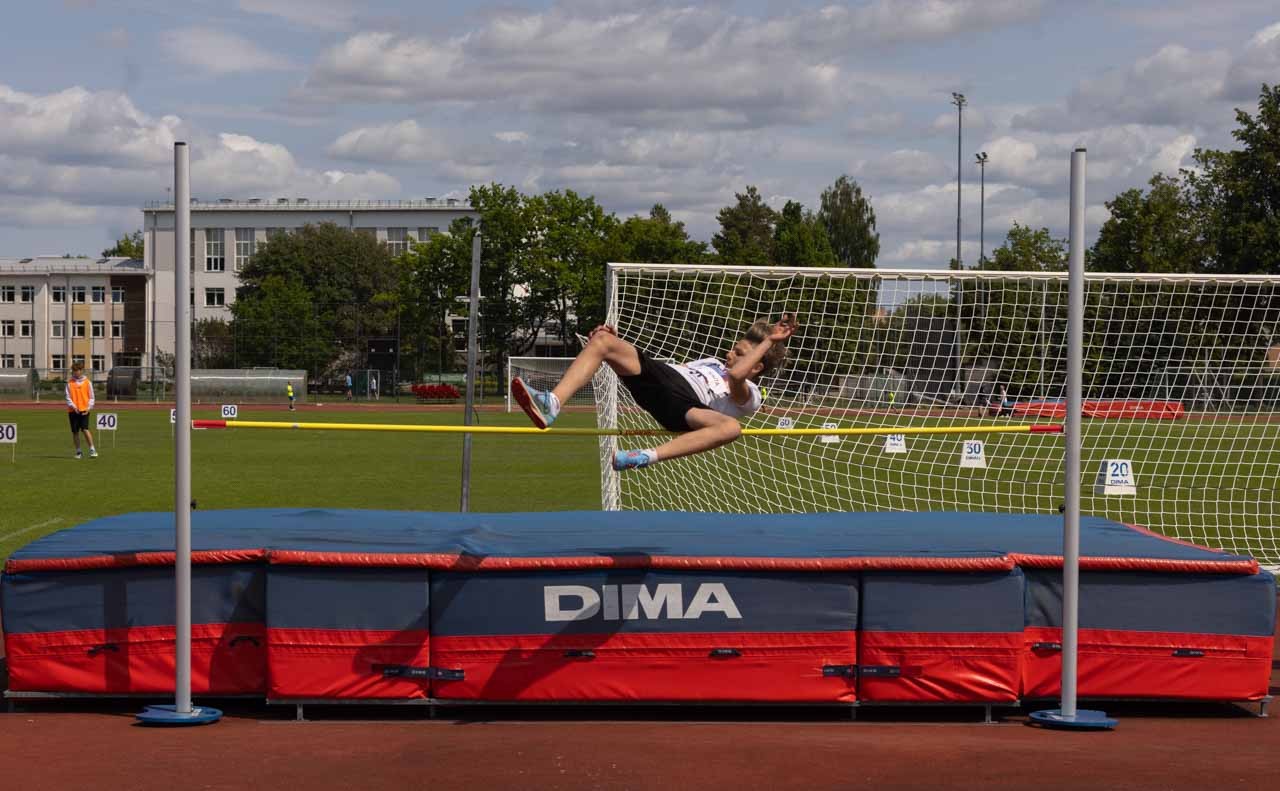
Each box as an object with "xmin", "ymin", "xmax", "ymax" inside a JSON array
[{"xmin": 670, "ymin": 358, "xmax": 762, "ymax": 419}]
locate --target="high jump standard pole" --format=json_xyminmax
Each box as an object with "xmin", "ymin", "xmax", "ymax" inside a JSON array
[
  {"xmin": 460, "ymin": 231, "xmax": 481, "ymax": 513},
  {"xmin": 138, "ymin": 142, "xmax": 220, "ymax": 725},
  {"xmin": 1030, "ymin": 148, "xmax": 1115, "ymax": 731}
]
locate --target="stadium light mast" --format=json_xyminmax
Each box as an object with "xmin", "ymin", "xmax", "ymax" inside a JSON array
[
  {"xmin": 975, "ymin": 151, "xmax": 989, "ymax": 265},
  {"xmin": 952, "ymin": 92, "xmax": 965, "ymax": 269}
]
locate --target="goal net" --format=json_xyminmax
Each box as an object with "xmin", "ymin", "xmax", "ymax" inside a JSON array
[{"xmin": 593, "ymin": 263, "xmax": 1280, "ymax": 566}]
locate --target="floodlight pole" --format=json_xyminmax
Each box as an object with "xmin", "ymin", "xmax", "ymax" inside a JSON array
[
  {"xmin": 460, "ymin": 231, "xmax": 481, "ymax": 513},
  {"xmin": 1030, "ymin": 148, "xmax": 1115, "ymax": 731},
  {"xmin": 138, "ymin": 142, "xmax": 220, "ymax": 725}
]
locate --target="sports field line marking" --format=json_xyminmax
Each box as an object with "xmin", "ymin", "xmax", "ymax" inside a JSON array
[{"xmin": 0, "ymin": 516, "xmax": 64, "ymax": 542}]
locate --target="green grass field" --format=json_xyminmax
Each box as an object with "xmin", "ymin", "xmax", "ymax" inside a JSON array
[
  {"xmin": 0, "ymin": 405, "xmax": 603, "ymax": 562},
  {"xmin": 2, "ymin": 404, "xmax": 1278, "ymax": 565}
]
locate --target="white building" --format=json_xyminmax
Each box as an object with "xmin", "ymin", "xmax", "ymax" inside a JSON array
[
  {"xmin": 0, "ymin": 256, "xmax": 148, "ymax": 373},
  {"xmin": 0, "ymin": 199, "xmax": 479, "ymax": 375}
]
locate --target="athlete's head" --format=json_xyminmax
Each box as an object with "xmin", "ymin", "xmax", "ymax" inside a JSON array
[{"xmin": 727, "ymin": 317, "xmax": 792, "ymax": 382}]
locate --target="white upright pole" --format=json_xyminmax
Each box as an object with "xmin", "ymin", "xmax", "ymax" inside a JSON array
[
  {"xmin": 1031, "ymin": 147, "xmax": 1114, "ymax": 731},
  {"xmin": 139, "ymin": 142, "xmax": 220, "ymax": 725},
  {"xmin": 460, "ymin": 232, "xmax": 481, "ymax": 512},
  {"xmin": 173, "ymin": 141, "xmax": 194, "ymax": 715}
]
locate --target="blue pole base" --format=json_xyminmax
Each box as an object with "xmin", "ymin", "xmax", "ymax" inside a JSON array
[
  {"xmin": 136, "ymin": 704, "xmax": 223, "ymax": 726},
  {"xmin": 1028, "ymin": 708, "xmax": 1117, "ymax": 730}
]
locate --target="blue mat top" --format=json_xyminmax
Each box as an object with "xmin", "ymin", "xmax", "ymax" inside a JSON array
[{"xmin": 6, "ymin": 509, "xmax": 1253, "ymax": 566}]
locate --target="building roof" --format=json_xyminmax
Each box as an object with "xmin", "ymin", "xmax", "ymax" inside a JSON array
[
  {"xmin": 0, "ymin": 256, "xmax": 149, "ymax": 275},
  {"xmin": 143, "ymin": 198, "xmax": 474, "ymax": 212}
]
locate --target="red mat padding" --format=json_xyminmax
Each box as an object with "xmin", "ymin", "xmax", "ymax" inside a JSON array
[
  {"xmin": 1021, "ymin": 627, "xmax": 1274, "ymax": 701},
  {"xmin": 856, "ymin": 631, "xmax": 1023, "ymax": 703},
  {"xmin": 5, "ymin": 623, "xmax": 265, "ymax": 694},
  {"xmin": 431, "ymin": 631, "xmax": 857, "ymax": 703},
  {"xmin": 265, "ymin": 627, "xmax": 431, "ymax": 700}
]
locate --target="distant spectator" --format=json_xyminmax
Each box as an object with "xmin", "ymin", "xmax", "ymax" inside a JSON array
[
  {"xmin": 370, "ymin": 374, "xmax": 379, "ymax": 400},
  {"xmin": 287, "ymin": 381, "xmax": 296, "ymax": 411},
  {"xmin": 345, "ymin": 373, "xmax": 353, "ymax": 401}
]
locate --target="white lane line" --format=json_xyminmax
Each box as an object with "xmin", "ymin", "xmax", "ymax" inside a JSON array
[{"xmin": 0, "ymin": 516, "xmax": 64, "ymax": 542}]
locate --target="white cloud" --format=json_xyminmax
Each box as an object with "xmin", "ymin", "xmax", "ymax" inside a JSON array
[
  {"xmin": 1224, "ymin": 21, "xmax": 1280, "ymax": 101},
  {"xmin": 855, "ymin": 149, "xmax": 948, "ymax": 184},
  {"xmin": 299, "ymin": 1, "xmax": 1047, "ymax": 127},
  {"xmin": 0, "ymin": 84, "xmax": 179, "ymax": 167},
  {"xmin": 494, "ymin": 131, "xmax": 529, "ymax": 144},
  {"xmin": 162, "ymin": 27, "xmax": 296, "ymax": 75},
  {"xmin": 237, "ymin": 0, "xmax": 360, "ymax": 31},
  {"xmin": 328, "ymin": 120, "xmax": 450, "ymax": 163},
  {"xmin": 0, "ymin": 83, "xmax": 400, "ymax": 230}
]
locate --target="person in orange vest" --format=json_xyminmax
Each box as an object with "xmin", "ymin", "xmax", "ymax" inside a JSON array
[{"xmin": 65, "ymin": 361, "xmax": 97, "ymax": 459}]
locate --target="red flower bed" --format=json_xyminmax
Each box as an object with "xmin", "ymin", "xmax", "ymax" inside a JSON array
[{"xmin": 411, "ymin": 383, "xmax": 462, "ymax": 401}]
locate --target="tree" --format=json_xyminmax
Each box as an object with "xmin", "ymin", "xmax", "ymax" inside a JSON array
[
  {"xmin": 712, "ymin": 186, "xmax": 777, "ymax": 265},
  {"xmin": 773, "ymin": 200, "xmax": 836, "ymax": 267},
  {"xmin": 1186, "ymin": 83, "xmax": 1280, "ymax": 274},
  {"xmin": 398, "ymin": 226, "xmax": 471, "ymax": 378},
  {"xmin": 527, "ymin": 189, "xmax": 618, "ymax": 351},
  {"xmin": 102, "ymin": 230, "xmax": 144, "ymax": 259},
  {"xmin": 233, "ymin": 223, "xmax": 399, "ymax": 375},
  {"xmin": 608, "ymin": 204, "xmax": 709, "ymax": 265},
  {"xmin": 229, "ymin": 275, "xmax": 330, "ymax": 371},
  {"xmin": 1090, "ymin": 174, "xmax": 1207, "ymax": 273},
  {"xmin": 193, "ymin": 318, "xmax": 235, "ymax": 368},
  {"xmin": 818, "ymin": 175, "xmax": 880, "ymax": 267},
  {"xmin": 983, "ymin": 224, "xmax": 1067, "ymax": 272},
  {"xmin": 465, "ymin": 183, "xmax": 550, "ymax": 361}
]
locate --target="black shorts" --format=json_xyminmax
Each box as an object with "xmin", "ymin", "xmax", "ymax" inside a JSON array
[
  {"xmin": 68, "ymin": 411, "xmax": 89, "ymax": 433},
  {"xmin": 620, "ymin": 350, "xmax": 702, "ymax": 432}
]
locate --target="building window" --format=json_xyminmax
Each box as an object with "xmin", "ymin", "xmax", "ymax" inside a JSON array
[
  {"xmin": 72, "ymin": 286, "xmax": 86, "ymax": 303},
  {"xmin": 20, "ymin": 320, "xmax": 33, "ymax": 337},
  {"xmin": 0, "ymin": 320, "xmax": 13, "ymax": 337},
  {"xmin": 91, "ymin": 354, "xmax": 105, "ymax": 372},
  {"xmin": 73, "ymin": 320, "xmax": 86, "ymax": 338},
  {"xmin": 92, "ymin": 320, "xmax": 105, "ymax": 338},
  {"xmin": 112, "ymin": 285, "xmax": 126, "ymax": 302},
  {"xmin": 20, "ymin": 354, "xmax": 33, "ymax": 369},
  {"xmin": 417, "ymin": 227, "xmax": 439, "ymax": 241},
  {"xmin": 51, "ymin": 286, "xmax": 65, "ymax": 303},
  {"xmin": 72, "ymin": 354, "xmax": 85, "ymax": 369},
  {"xmin": 387, "ymin": 227, "xmax": 408, "ymax": 255},
  {"xmin": 205, "ymin": 228, "xmax": 225, "ymax": 271},
  {"xmin": 112, "ymin": 320, "xmax": 124, "ymax": 338},
  {"xmin": 205, "ymin": 288, "xmax": 225, "ymax": 307},
  {"xmin": 91, "ymin": 285, "xmax": 105, "ymax": 303},
  {"xmin": 52, "ymin": 354, "xmax": 65, "ymax": 370},
  {"xmin": 1, "ymin": 355, "xmax": 13, "ymax": 369},
  {"xmin": 234, "ymin": 228, "xmax": 255, "ymax": 271},
  {"xmin": 0, "ymin": 286, "xmax": 13, "ymax": 302},
  {"xmin": 52, "ymin": 323, "xmax": 65, "ymax": 339},
  {"xmin": 20, "ymin": 285, "xmax": 34, "ymax": 303}
]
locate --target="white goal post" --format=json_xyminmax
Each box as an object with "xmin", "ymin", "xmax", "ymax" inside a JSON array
[{"xmin": 594, "ymin": 263, "xmax": 1280, "ymax": 566}]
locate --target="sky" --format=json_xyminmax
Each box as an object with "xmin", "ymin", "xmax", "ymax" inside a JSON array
[{"xmin": 1, "ymin": 0, "xmax": 1277, "ymax": 266}]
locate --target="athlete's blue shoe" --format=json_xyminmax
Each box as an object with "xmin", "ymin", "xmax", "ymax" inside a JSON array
[
  {"xmin": 511, "ymin": 377, "xmax": 557, "ymax": 429},
  {"xmin": 612, "ymin": 449, "xmax": 655, "ymax": 471}
]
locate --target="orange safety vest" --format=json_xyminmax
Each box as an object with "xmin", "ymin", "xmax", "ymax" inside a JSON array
[{"xmin": 66, "ymin": 377, "xmax": 94, "ymax": 412}]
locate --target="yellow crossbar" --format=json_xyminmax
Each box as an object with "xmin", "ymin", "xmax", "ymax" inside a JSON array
[{"xmin": 195, "ymin": 419, "xmax": 1063, "ymax": 438}]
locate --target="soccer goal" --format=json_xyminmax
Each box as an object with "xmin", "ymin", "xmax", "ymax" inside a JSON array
[
  {"xmin": 594, "ymin": 263, "xmax": 1280, "ymax": 565},
  {"xmin": 506, "ymin": 357, "xmax": 596, "ymax": 412}
]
